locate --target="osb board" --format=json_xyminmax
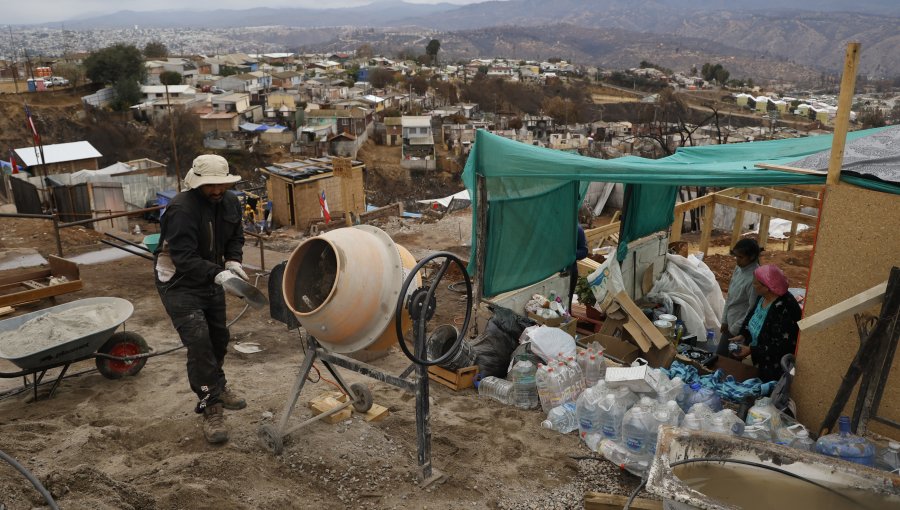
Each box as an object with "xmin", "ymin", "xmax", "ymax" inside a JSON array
[{"xmin": 794, "ymin": 183, "xmax": 900, "ymax": 438}]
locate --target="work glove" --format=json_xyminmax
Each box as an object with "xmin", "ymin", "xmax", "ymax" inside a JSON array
[
  {"xmin": 215, "ymin": 269, "xmax": 242, "ymax": 287},
  {"xmin": 225, "ymin": 260, "xmax": 249, "ymax": 281}
]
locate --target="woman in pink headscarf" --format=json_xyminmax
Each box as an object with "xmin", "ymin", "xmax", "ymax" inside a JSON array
[{"xmin": 728, "ymin": 264, "xmax": 802, "ymax": 382}]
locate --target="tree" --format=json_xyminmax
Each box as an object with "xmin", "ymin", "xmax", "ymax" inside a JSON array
[
  {"xmin": 890, "ymin": 102, "xmax": 900, "ymax": 124},
  {"xmin": 407, "ymin": 75, "xmax": 429, "ymax": 95},
  {"xmin": 369, "ymin": 67, "xmax": 396, "ymax": 89},
  {"xmin": 700, "ymin": 63, "xmax": 729, "ymax": 85},
  {"xmin": 356, "ymin": 43, "xmax": 374, "ymax": 59},
  {"xmin": 426, "ymin": 39, "xmax": 441, "ymax": 66},
  {"xmin": 159, "ymin": 71, "xmax": 182, "ymax": 86},
  {"xmin": 144, "ymin": 41, "xmax": 168, "ymax": 59},
  {"xmin": 84, "ymin": 44, "xmax": 147, "ymax": 111},
  {"xmin": 54, "ymin": 62, "xmax": 86, "ymax": 88},
  {"xmin": 858, "ymin": 108, "xmax": 886, "ymax": 128}
]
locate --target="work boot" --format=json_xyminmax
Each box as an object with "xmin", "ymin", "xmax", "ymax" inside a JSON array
[
  {"xmin": 202, "ymin": 403, "xmax": 228, "ymax": 444},
  {"xmin": 220, "ymin": 386, "xmax": 247, "ymax": 410}
]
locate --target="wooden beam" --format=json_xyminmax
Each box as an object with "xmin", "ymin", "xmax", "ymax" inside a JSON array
[
  {"xmin": 585, "ymin": 492, "xmax": 662, "ymax": 510},
  {"xmin": 743, "ymin": 187, "xmax": 821, "ymax": 208},
  {"xmin": 699, "ymin": 202, "xmax": 715, "ymax": 256},
  {"xmin": 731, "ymin": 191, "xmax": 748, "ymax": 247},
  {"xmin": 787, "ymin": 196, "xmax": 802, "ymax": 251},
  {"xmin": 670, "ymin": 208, "xmax": 683, "ymax": 242},
  {"xmin": 673, "ymin": 193, "xmax": 713, "ymax": 215},
  {"xmin": 758, "ymin": 195, "xmax": 772, "ymax": 249},
  {"xmin": 828, "ymin": 42, "xmax": 861, "ymax": 185},
  {"xmin": 584, "ymin": 222, "xmax": 621, "ymax": 249},
  {"xmin": 756, "ymin": 163, "xmax": 827, "ymax": 176},
  {"xmin": 714, "ymin": 194, "xmax": 818, "ymax": 225},
  {"xmin": 798, "ymin": 281, "xmax": 887, "ymax": 333}
]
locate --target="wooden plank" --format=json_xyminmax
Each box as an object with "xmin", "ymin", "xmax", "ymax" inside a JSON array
[
  {"xmin": 730, "ymin": 191, "xmax": 748, "ymax": 246},
  {"xmin": 615, "ymin": 291, "xmax": 669, "ymax": 350},
  {"xmin": 669, "ymin": 207, "xmax": 683, "ymax": 242},
  {"xmin": 787, "ymin": 196, "xmax": 802, "ymax": 251},
  {"xmin": 0, "ymin": 280, "xmax": 83, "ymax": 308},
  {"xmin": 798, "ymin": 281, "xmax": 887, "ymax": 333},
  {"xmin": 758, "ymin": 196, "xmax": 772, "ymax": 249},
  {"xmin": 827, "ymin": 42, "xmax": 861, "ymax": 185},
  {"xmin": 428, "ymin": 365, "xmax": 478, "ymax": 391},
  {"xmin": 755, "ymin": 163, "xmax": 827, "ymax": 176},
  {"xmin": 0, "ymin": 306, "xmax": 14, "ymax": 317},
  {"xmin": 577, "ymin": 258, "xmax": 601, "ymax": 278},
  {"xmin": 698, "ymin": 202, "xmax": 714, "ymax": 256},
  {"xmin": 364, "ymin": 403, "xmax": 390, "ymax": 422},
  {"xmin": 584, "ymin": 492, "xmax": 662, "ymax": 510},
  {"xmin": 673, "ymin": 193, "xmax": 713, "ymax": 215},
  {"xmin": 743, "ymin": 187, "xmax": 821, "ymax": 208},
  {"xmin": 0, "ymin": 269, "xmax": 51, "ymax": 287},
  {"xmin": 21, "ymin": 280, "xmax": 46, "ymax": 290},
  {"xmin": 714, "ymin": 194, "xmax": 818, "ymax": 224},
  {"xmin": 584, "ymin": 222, "xmax": 621, "ymax": 249}
]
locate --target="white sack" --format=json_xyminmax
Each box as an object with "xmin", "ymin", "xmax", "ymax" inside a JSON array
[{"xmin": 527, "ymin": 326, "xmax": 577, "ymax": 363}]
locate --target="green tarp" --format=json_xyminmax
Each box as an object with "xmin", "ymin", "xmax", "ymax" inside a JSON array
[{"xmin": 463, "ymin": 127, "xmax": 898, "ymax": 297}]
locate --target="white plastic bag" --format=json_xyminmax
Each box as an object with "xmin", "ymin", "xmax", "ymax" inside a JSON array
[
  {"xmin": 586, "ymin": 256, "xmax": 625, "ymax": 310},
  {"xmin": 527, "ymin": 326, "xmax": 576, "ymax": 363}
]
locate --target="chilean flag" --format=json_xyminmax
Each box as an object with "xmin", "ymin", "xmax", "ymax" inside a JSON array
[
  {"xmin": 8, "ymin": 150, "xmax": 18, "ymax": 174},
  {"xmin": 318, "ymin": 190, "xmax": 331, "ymax": 223},
  {"xmin": 25, "ymin": 104, "xmax": 41, "ymax": 145}
]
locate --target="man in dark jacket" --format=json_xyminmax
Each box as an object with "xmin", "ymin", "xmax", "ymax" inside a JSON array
[{"xmin": 155, "ymin": 154, "xmax": 247, "ymax": 444}]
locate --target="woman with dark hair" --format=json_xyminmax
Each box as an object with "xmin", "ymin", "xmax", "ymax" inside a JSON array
[
  {"xmin": 716, "ymin": 238, "xmax": 761, "ymax": 355},
  {"xmin": 729, "ymin": 264, "xmax": 802, "ymax": 382}
]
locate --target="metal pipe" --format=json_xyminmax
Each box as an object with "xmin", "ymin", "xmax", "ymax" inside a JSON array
[
  {"xmin": 104, "ymin": 232, "xmax": 150, "ymax": 252},
  {"xmin": 0, "ymin": 212, "xmax": 54, "ymax": 219},
  {"xmin": 58, "ymin": 205, "xmax": 163, "ymax": 229},
  {"xmin": 99, "ymin": 239, "xmax": 154, "ymax": 260}
]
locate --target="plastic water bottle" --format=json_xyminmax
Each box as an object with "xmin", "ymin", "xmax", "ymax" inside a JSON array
[
  {"xmin": 621, "ymin": 402, "xmax": 655, "ymax": 455},
  {"xmin": 576, "ymin": 350, "xmax": 588, "ymax": 373},
  {"xmin": 585, "ymin": 353, "xmax": 607, "ymax": 387},
  {"xmin": 598, "ymin": 393, "xmax": 626, "ymax": 441},
  {"xmin": 656, "ymin": 376, "xmax": 684, "ymax": 404},
  {"xmin": 566, "ymin": 356, "xmax": 586, "ymax": 397},
  {"xmin": 556, "ymin": 361, "xmax": 573, "ymax": 404},
  {"xmin": 535, "ymin": 364, "xmax": 552, "ymax": 412},
  {"xmin": 478, "ymin": 376, "xmax": 513, "ymax": 405},
  {"xmin": 687, "ymin": 403, "xmax": 715, "ymax": 422},
  {"xmin": 576, "ymin": 386, "xmax": 603, "ymax": 440},
  {"xmin": 648, "ymin": 406, "xmax": 672, "ymax": 455},
  {"xmin": 664, "ymin": 400, "xmax": 684, "ymax": 427},
  {"xmin": 790, "ymin": 429, "xmax": 816, "ymax": 452},
  {"xmin": 815, "ymin": 416, "xmax": 876, "ymax": 467},
  {"xmin": 542, "ymin": 402, "xmax": 578, "ymax": 434},
  {"xmin": 509, "ymin": 360, "xmax": 540, "ymax": 410},
  {"xmin": 683, "ymin": 413, "xmax": 702, "ymax": 431},
  {"xmin": 746, "ymin": 396, "xmax": 781, "ymax": 436},
  {"xmin": 877, "ymin": 442, "xmax": 900, "ymax": 473},
  {"xmin": 685, "ymin": 382, "xmax": 722, "ymax": 412},
  {"xmin": 598, "ymin": 438, "xmax": 651, "ymax": 477},
  {"xmin": 609, "ymin": 386, "xmax": 639, "ymax": 411}
]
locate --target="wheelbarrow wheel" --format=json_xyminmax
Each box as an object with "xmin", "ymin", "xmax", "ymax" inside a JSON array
[{"xmin": 96, "ymin": 331, "xmax": 149, "ymax": 379}]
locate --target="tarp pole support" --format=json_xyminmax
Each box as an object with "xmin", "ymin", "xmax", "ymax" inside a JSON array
[
  {"xmin": 730, "ymin": 191, "xmax": 748, "ymax": 247},
  {"xmin": 475, "ymin": 174, "xmax": 488, "ymax": 309},
  {"xmin": 827, "ymin": 42, "xmax": 861, "ymax": 186},
  {"xmin": 757, "ymin": 195, "xmax": 772, "ymax": 250},
  {"xmin": 699, "ymin": 202, "xmax": 714, "ymax": 256}
]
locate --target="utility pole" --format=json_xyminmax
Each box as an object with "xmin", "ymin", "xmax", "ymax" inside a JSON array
[
  {"xmin": 164, "ymin": 81, "xmax": 181, "ymax": 190},
  {"xmin": 7, "ymin": 26, "xmax": 19, "ymax": 94}
]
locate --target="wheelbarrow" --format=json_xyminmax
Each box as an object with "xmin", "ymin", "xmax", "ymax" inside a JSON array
[{"xmin": 0, "ymin": 297, "xmax": 150, "ymax": 401}]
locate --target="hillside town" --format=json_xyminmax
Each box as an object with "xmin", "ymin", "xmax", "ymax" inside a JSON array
[{"xmin": 1, "ymin": 10, "xmax": 900, "ymax": 510}]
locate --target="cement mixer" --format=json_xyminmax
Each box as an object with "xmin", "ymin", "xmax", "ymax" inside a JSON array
[{"xmin": 259, "ymin": 225, "xmax": 472, "ymax": 487}]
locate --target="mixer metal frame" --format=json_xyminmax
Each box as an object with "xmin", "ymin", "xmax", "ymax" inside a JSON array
[{"xmin": 259, "ymin": 252, "xmax": 472, "ymax": 488}]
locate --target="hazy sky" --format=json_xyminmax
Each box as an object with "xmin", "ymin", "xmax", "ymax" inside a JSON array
[{"xmin": 9, "ymin": 0, "xmax": 495, "ymax": 25}]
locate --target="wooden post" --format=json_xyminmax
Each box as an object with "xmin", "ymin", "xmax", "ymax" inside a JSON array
[
  {"xmin": 730, "ymin": 191, "xmax": 748, "ymax": 247},
  {"xmin": 827, "ymin": 42, "xmax": 861, "ymax": 186},
  {"xmin": 669, "ymin": 211, "xmax": 683, "ymax": 242},
  {"xmin": 699, "ymin": 202, "xmax": 714, "ymax": 257},
  {"xmin": 475, "ymin": 174, "xmax": 488, "ymax": 305},
  {"xmin": 757, "ymin": 196, "xmax": 772, "ymax": 250},
  {"xmin": 787, "ymin": 196, "xmax": 802, "ymax": 251}
]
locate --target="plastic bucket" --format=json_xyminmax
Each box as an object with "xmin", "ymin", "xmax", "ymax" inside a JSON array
[{"xmin": 426, "ymin": 325, "xmax": 476, "ymax": 371}]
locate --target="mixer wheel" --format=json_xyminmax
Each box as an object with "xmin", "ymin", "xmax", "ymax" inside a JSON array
[
  {"xmin": 258, "ymin": 424, "xmax": 284, "ymax": 455},
  {"xmin": 350, "ymin": 383, "xmax": 373, "ymax": 413}
]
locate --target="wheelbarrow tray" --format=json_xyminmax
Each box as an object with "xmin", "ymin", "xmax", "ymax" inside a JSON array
[{"xmin": 0, "ymin": 297, "xmax": 134, "ymax": 370}]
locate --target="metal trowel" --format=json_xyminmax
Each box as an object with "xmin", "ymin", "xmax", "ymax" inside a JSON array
[{"xmin": 221, "ymin": 278, "xmax": 269, "ymax": 309}]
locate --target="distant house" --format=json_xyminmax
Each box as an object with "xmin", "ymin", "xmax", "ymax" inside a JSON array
[
  {"xmin": 140, "ymin": 85, "xmax": 198, "ymax": 102},
  {"xmin": 735, "ymin": 93, "xmax": 753, "ymax": 107},
  {"xmin": 383, "ymin": 117, "xmax": 402, "ymax": 146},
  {"xmin": 271, "ymin": 70, "xmax": 303, "ymax": 89},
  {"xmin": 199, "ymin": 93, "xmax": 260, "ymax": 133},
  {"xmin": 401, "ymin": 116, "xmax": 435, "ymax": 170},
  {"xmin": 304, "ymin": 108, "xmax": 372, "ymax": 157},
  {"xmin": 266, "ymin": 91, "xmax": 298, "ymax": 126},
  {"xmin": 13, "ymin": 141, "xmax": 102, "ymax": 174},
  {"xmin": 217, "ymin": 73, "xmax": 261, "ymax": 94}
]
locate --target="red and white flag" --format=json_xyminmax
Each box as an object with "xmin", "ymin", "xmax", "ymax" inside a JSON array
[
  {"xmin": 8, "ymin": 149, "xmax": 18, "ymax": 174},
  {"xmin": 24, "ymin": 104, "xmax": 41, "ymax": 145},
  {"xmin": 318, "ymin": 190, "xmax": 331, "ymax": 223}
]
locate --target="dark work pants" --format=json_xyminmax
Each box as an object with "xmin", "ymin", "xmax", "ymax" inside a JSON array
[{"xmin": 157, "ymin": 281, "xmax": 230, "ymax": 413}]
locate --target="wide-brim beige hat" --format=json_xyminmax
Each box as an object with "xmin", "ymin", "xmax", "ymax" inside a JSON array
[{"xmin": 183, "ymin": 154, "xmax": 241, "ymax": 189}]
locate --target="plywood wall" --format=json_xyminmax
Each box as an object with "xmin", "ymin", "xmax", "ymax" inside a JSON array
[{"xmin": 794, "ymin": 183, "xmax": 900, "ymax": 438}]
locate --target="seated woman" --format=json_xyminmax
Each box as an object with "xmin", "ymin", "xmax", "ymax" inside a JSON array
[{"xmin": 729, "ymin": 264, "xmax": 802, "ymax": 382}]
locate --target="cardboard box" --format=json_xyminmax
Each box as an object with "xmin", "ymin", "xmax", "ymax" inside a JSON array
[
  {"xmin": 528, "ymin": 311, "xmax": 578, "ymax": 337},
  {"xmin": 589, "ymin": 318, "xmax": 676, "ymax": 369}
]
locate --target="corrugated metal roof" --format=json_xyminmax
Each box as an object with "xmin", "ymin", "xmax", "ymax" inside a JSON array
[{"xmin": 14, "ymin": 141, "xmax": 102, "ymax": 167}]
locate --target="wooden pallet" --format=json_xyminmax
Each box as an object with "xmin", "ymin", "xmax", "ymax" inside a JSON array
[{"xmin": 427, "ymin": 365, "xmax": 478, "ymax": 391}]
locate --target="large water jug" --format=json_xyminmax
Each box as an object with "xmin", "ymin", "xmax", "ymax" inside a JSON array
[
  {"xmin": 597, "ymin": 393, "xmax": 627, "ymax": 441},
  {"xmin": 684, "ymin": 382, "xmax": 722, "ymax": 412},
  {"xmin": 576, "ymin": 386, "xmax": 603, "ymax": 440},
  {"xmin": 609, "ymin": 386, "xmax": 639, "ymax": 411},
  {"xmin": 542, "ymin": 402, "xmax": 578, "ymax": 434},
  {"xmin": 657, "ymin": 376, "xmax": 684, "ymax": 404},
  {"xmin": 478, "ymin": 376, "xmax": 512, "ymax": 405},
  {"xmin": 877, "ymin": 441, "xmax": 900, "ymax": 473},
  {"xmin": 746, "ymin": 396, "xmax": 781, "ymax": 437},
  {"xmin": 815, "ymin": 416, "xmax": 876, "ymax": 467},
  {"xmin": 598, "ymin": 438, "xmax": 650, "ymax": 477},
  {"xmin": 683, "ymin": 413, "xmax": 702, "ymax": 431},
  {"xmin": 621, "ymin": 402, "xmax": 655, "ymax": 455},
  {"xmin": 664, "ymin": 400, "xmax": 685, "ymax": 426},
  {"xmin": 509, "ymin": 360, "xmax": 540, "ymax": 410}
]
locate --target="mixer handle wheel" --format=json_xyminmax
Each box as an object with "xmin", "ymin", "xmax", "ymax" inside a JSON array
[
  {"xmin": 258, "ymin": 424, "xmax": 284, "ymax": 455},
  {"xmin": 350, "ymin": 383, "xmax": 373, "ymax": 413},
  {"xmin": 394, "ymin": 252, "xmax": 472, "ymax": 366}
]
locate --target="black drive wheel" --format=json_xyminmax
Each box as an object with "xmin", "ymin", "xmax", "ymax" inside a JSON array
[
  {"xmin": 350, "ymin": 383, "xmax": 373, "ymax": 413},
  {"xmin": 96, "ymin": 331, "xmax": 150, "ymax": 380},
  {"xmin": 258, "ymin": 424, "xmax": 284, "ymax": 455}
]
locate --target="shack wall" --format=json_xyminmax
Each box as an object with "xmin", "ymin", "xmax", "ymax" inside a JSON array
[{"xmin": 794, "ymin": 183, "xmax": 900, "ymax": 439}]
